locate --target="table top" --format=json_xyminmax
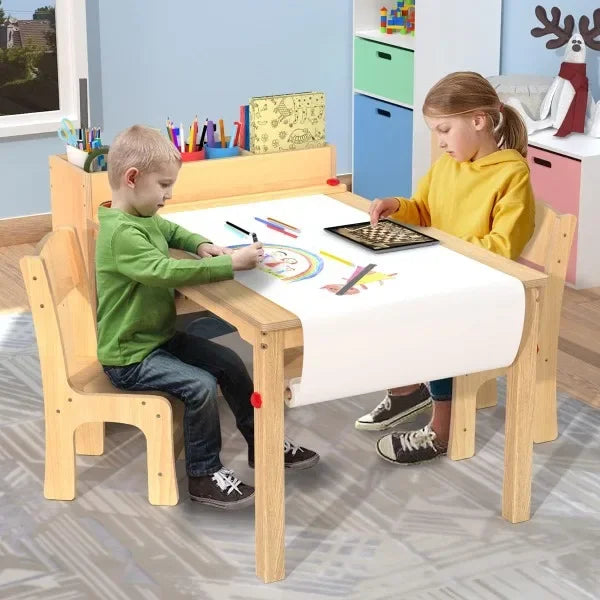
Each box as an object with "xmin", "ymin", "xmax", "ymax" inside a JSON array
[{"xmin": 172, "ymin": 190, "xmax": 547, "ymax": 333}]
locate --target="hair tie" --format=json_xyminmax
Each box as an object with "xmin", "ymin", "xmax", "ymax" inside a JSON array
[{"xmin": 499, "ymin": 103, "xmax": 504, "ymax": 113}]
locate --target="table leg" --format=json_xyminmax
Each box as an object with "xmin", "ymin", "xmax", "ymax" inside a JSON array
[
  {"xmin": 503, "ymin": 287, "xmax": 540, "ymax": 523},
  {"xmin": 253, "ymin": 331, "xmax": 286, "ymax": 583}
]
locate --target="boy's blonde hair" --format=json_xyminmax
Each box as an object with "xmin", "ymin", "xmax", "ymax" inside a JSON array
[
  {"xmin": 423, "ymin": 71, "xmax": 528, "ymax": 158},
  {"xmin": 107, "ymin": 125, "xmax": 182, "ymax": 189}
]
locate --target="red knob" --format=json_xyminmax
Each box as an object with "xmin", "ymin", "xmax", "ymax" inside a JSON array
[
  {"xmin": 326, "ymin": 177, "xmax": 340, "ymax": 186},
  {"xmin": 250, "ymin": 392, "xmax": 262, "ymax": 408}
]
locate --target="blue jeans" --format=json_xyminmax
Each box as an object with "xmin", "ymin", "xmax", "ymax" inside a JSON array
[
  {"xmin": 429, "ymin": 378, "xmax": 452, "ymax": 400},
  {"xmin": 104, "ymin": 331, "xmax": 254, "ymax": 477}
]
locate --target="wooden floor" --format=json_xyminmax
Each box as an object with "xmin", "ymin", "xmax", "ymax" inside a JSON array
[{"xmin": 2, "ymin": 242, "xmax": 599, "ymax": 409}]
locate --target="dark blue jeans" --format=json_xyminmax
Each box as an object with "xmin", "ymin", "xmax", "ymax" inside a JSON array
[
  {"xmin": 429, "ymin": 378, "xmax": 452, "ymax": 400},
  {"xmin": 104, "ymin": 331, "xmax": 254, "ymax": 477}
]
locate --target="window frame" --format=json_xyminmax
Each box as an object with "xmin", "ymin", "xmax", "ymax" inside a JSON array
[{"xmin": 0, "ymin": 0, "xmax": 88, "ymax": 138}]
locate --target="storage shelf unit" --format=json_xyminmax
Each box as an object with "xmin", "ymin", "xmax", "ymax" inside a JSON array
[
  {"xmin": 528, "ymin": 130, "xmax": 600, "ymax": 289},
  {"xmin": 352, "ymin": 0, "xmax": 502, "ymax": 200}
]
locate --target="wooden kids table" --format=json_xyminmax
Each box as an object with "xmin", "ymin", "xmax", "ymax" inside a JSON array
[{"xmin": 49, "ymin": 147, "xmax": 547, "ymax": 583}]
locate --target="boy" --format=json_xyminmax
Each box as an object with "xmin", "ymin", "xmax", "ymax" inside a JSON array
[{"xmin": 97, "ymin": 125, "xmax": 319, "ymax": 509}]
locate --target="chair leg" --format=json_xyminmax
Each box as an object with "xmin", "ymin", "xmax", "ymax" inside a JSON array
[
  {"xmin": 44, "ymin": 416, "xmax": 76, "ymax": 500},
  {"xmin": 449, "ymin": 373, "xmax": 482, "ymax": 460},
  {"xmin": 143, "ymin": 409, "xmax": 179, "ymax": 506},
  {"xmin": 476, "ymin": 378, "xmax": 498, "ymax": 409},
  {"xmin": 533, "ymin": 343, "xmax": 558, "ymax": 444},
  {"xmin": 75, "ymin": 422, "xmax": 105, "ymax": 455}
]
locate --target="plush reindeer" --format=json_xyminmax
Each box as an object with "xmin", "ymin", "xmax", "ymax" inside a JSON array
[{"xmin": 506, "ymin": 6, "xmax": 600, "ymax": 138}]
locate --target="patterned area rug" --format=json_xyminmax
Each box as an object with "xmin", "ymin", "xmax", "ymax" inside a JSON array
[{"xmin": 1, "ymin": 313, "xmax": 599, "ymax": 599}]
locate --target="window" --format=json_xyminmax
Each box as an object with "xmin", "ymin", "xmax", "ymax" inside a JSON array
[{"xmin": 0, "ymin": 0, "xmax": 87, "ymax": 137}]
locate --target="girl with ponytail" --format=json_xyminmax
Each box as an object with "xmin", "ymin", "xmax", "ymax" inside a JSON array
[{"xmin": 356, "ymin": 72, "xmax": 536, "ymax": 466}]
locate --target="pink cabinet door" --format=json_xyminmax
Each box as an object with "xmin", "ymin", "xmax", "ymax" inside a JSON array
[{"xmin": 527, "ymin": 145, "xmax": 581, "ymax": 284}]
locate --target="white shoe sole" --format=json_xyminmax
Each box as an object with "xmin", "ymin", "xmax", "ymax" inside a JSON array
[
  {"xmin": 354, "ymin": 398, "xmax": 432, "ymax": 431},
  {"xmin": 190, "ymin": 492, "xmax": 255, "ymax": 509}
]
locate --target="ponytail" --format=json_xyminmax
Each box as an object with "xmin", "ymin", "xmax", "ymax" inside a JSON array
[{"xmin": 494, "ymin": 104, "xmax": 528, "ymax": 158}]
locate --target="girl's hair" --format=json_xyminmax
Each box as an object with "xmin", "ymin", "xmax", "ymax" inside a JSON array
[
  {"xmin": 423, "ymin": 71, "xmax": 528, "ymax": 158},
  {"xmin": 108, "ymin": 125, "xmax": 182, "ymax": 190}
]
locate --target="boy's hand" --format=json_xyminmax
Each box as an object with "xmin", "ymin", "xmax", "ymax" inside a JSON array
[
  {"xmin": 369, "ymin": 197, "xmax": 401, "ymax": 226},
  {"xmin": 196, "ymin": 242, "xmax": 234, "ymax": 258},
  {"xmin": 231, "ymin": 242, "xmax": 264, "ymax": 271}
]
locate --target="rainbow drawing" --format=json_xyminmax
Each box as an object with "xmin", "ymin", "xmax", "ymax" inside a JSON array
[{"xmin": 229, "ymin": 243, "xmax": 323, "ymax": 282}]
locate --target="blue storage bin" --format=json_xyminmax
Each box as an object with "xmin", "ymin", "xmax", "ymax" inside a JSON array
[{"xmin": 353, "ymin": 94, "xmax": 413, "ymax": 201}]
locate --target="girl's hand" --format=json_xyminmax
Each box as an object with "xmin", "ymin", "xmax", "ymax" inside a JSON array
[
  {"xmin": 197, "ymin": 243, "xmax": 230, "ymax": 257},
  {"xmin": 369, "ymin": 197, "xmax": 401, "ymax": 226}
]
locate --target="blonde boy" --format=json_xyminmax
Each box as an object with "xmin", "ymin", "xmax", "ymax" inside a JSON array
[{"xmin": 97, "ymin": 125, "xmax": 319, "ymax": 509}]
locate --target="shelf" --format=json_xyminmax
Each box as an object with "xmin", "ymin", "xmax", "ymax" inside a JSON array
[
  {"xmin": 528, "ymin": 129, "xmax": 600, "ymax": 160},
  {"xmin": 354, "ymin": 89, "xmax": 413, "ymax": 110},
  {"xmin": 355, "ymin": 29, "xmax": 415, "ymax": 51}
]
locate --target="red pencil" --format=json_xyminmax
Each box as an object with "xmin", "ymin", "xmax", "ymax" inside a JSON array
[{"xmin": 266, "ymin": 223, "xmax": 298, "ymax": 238}]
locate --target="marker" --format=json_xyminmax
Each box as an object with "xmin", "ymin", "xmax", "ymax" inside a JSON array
[
  {"xmin": 320, "ymin": 250, "xmax": 354, "ymax": 267},
  {"xmin": 225, "ymin": 220, "xmax": 250, "ymax": 235},
  {"xmin": 207, "ymin": 120, "xmax": 215, "ymax": 146}
]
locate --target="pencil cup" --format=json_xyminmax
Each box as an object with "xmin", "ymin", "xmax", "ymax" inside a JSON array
[
  {"xmin": 66, "ymin": 145, "xmax": 88, "ymax": 169},
  {"xmin": 205, "ymin": 143, "xmax": 240, "ymax": 160},
  {"xmin": 181, "ymin": 149, "xmax": 205, "ymax": 162}
]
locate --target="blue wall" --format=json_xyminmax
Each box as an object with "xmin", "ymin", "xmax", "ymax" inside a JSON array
[
  {"xmin": 97, "ymin": 0, "xmax": 352, "ymax": 175},
  {"xmin": 501, "ymin": 0, "xmax": 600, "ymax": 99}
]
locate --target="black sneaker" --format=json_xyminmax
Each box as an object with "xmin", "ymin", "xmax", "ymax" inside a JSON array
[
  {"xmin": 376, "ymin": 425, "xmax": 447, "ymax": 465},
  {"xmin": 355, "ymin": 384, "xmax": 432, "ymax": 431},
  {"xmin": 189, "ymin": 467, "xmax": 255, "ymax": 509},
  {"xmin": 248, "ymin": 438, "xmax": 320, "ymax": 470}
]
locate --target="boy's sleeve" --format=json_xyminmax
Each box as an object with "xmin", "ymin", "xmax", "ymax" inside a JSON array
[
  {"xmin": 154, "ymin": 215, "xmax": 211, "ymax": 253},
  {"xmin": 111, "ymin": 225, "xmax": 233, "ymax": 288},
  {"xmin": 461, "ymin": 169, "xmax": 535, "ymax": 259},
  {"xmin": 388, "ymin": 166, "xmax": 433, "ymax": 226}
]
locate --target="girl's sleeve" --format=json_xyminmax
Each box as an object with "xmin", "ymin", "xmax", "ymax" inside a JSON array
[
  {"xmin": 462, "ymin": 169, "xmax": 535, "ymax": 259},
  {"xmin": 388, "ymin": 166, "xmax": 432, "ymax": 226}
]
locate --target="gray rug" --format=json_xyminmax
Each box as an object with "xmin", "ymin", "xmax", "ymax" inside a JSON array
[{"xmin": 1, "ymin": 313, "xmax": 599, "ymax": 599}]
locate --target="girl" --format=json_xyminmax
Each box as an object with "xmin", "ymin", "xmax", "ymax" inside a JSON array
[{"xmin": 354, "ymin": 71, "xmax": 535, "ymax": 465}]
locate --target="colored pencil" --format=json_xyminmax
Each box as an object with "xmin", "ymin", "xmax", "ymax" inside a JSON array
[
  {"xmin": 266, "ymin": 217, "xmax": 301, "ymax": 232},
  {"xmin": 319, "ymin": 250, "xmax": 354, "ymax": 267},
  {"xmin": 336, "ymin": 263, "xmax": 376, "ymax": 296},
  {"xmin": 266, "ymin": 223, "xmax": 298, "ymax": 238},
  {"xmin": 219, "ymin": 119, "xmax": 226, "ymax": 148}
]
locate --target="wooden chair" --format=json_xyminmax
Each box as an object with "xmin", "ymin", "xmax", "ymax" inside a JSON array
[
  {"xmin": 21, "ymin": 227, "xmax": 184, "ymax": 505},
  {"xmin": 439, "ymin": 175, "xmax": 577, "ymax": 459}
]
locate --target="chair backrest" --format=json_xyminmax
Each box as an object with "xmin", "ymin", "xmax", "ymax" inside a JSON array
[
  {"xmin": 21, "ymin": 227, "xmax": 98, "ymax": 389},
  {"xmin": 428, "ymin": 134, "xmax": 577, "ymax": 278}
]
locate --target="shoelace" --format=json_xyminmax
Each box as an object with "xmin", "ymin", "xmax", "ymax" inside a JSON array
[
  {"xmin": 211, "ymin": 468, "xmax": 244, "ymax": 496},
  {"xmin": 372, "ymin": 394, "xmax": 392, "ymax": 416},
  {"xmin": 284, "ymin": 438, "xmax": 304, "ymax": 456},
  {"xmin": 392, "ymin": 425, "xmax": 437, "ymax": 453}
]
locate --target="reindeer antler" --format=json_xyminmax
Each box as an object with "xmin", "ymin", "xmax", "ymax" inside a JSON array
[
  {"xmin": 580, "ymin": 9, "xmax": 600, "ymax": 51},
  {"xmin": 531, "ymin": 5, "xmax": 574, "ymax": 49}
]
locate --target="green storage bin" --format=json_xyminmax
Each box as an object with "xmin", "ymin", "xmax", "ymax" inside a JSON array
[{"xmin": 354, "ymin": 37, "xmax": 414, "ymax": 106}]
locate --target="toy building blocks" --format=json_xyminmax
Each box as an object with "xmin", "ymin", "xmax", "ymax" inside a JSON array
[{"xmin": 380, "ymin": 1, "xmax": 415, "ymax": 35}]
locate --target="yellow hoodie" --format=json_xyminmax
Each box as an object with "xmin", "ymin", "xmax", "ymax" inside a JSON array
[{"xmin": 390, "ymin": 149, "xmax": 535, "ymax": 259}]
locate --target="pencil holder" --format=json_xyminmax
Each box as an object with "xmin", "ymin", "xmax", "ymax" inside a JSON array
[
  {"xmin": 66, "ymin": 145, "xmax": 88, "ymax": 169},
  {"xmin": 181, "ymin": 149, "xmax": 205, "ymax": 162},
  {"xmin": 205, "ymin": 144, "xmax": 240, "ymax": 160}
]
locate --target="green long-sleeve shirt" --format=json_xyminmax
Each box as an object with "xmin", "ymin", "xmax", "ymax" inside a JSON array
[{"xmin": 96, "ymin": 206, "xmax": 233, "ymax": 365}]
